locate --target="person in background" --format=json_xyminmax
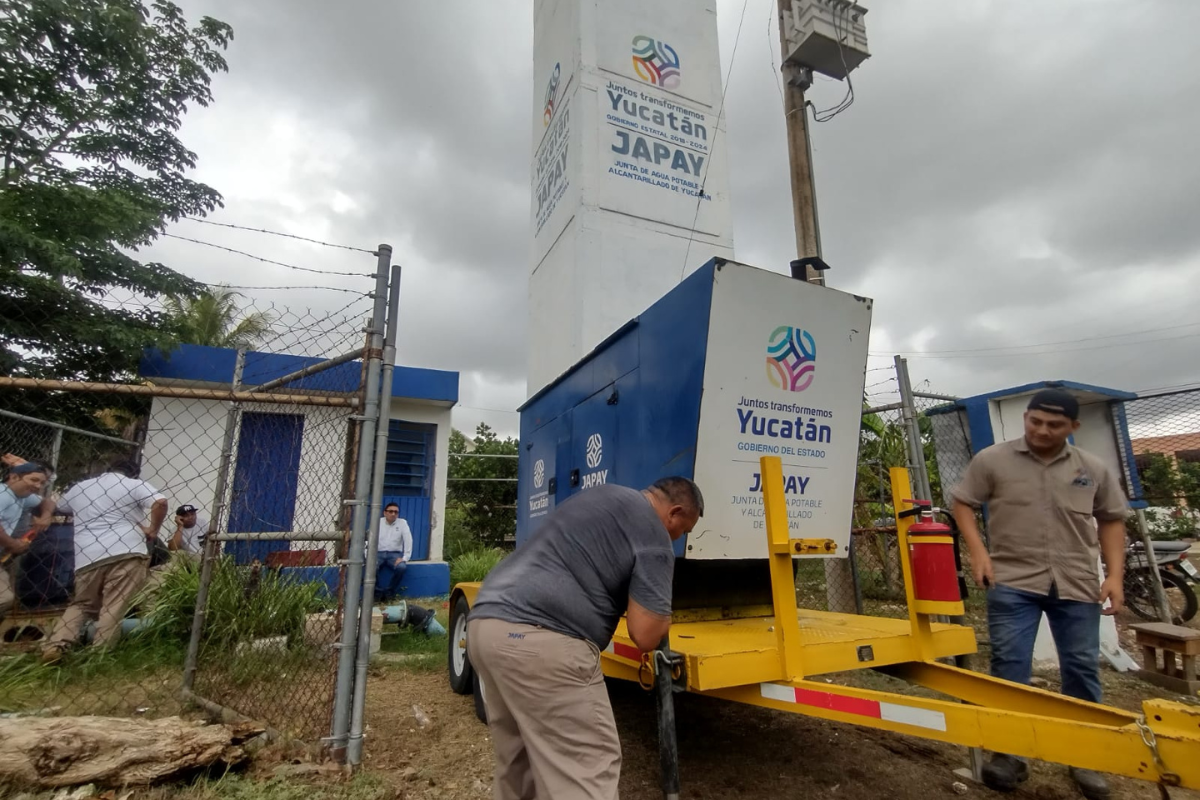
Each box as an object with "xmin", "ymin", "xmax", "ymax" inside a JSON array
[
  {"xmin": 375, "ymin": 502, "xmax": 412, "ymax": 604},
  {"xmin": 951, "ymin": 389, "xmax": 1130, "ymax": 800},
  {"xmin": 0, "ymin": 457, "xmax": 54, "ymax": 624},
  {"xmin": 43, "ymin": 459, "xmax": 167, "ymax": 662},
  {"xmin": 468, "ymin": 477, "xmax": 702, "ymax": 800},
  {"xmin": 169, "ymin": 503, "xmax": 208, "ymax": 558}
]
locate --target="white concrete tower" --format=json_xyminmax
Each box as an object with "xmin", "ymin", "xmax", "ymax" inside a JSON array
[{"xmin": 528, "ymin": 0, "xmax": 736, "ymax": 395}]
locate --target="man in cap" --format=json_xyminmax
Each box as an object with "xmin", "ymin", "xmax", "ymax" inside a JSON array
[
  {"xmin": 43, "ymin": 459, "xmax": 167, "ymax": 661},
  {"xmin": 169, "ymin": 503, "xmax": 208, "ymax": 557},
  {"xmin": 952, "ymin": 389, "xmax": 1130, "ymax": 799},
  {"xmin": 468, "ymin": 477, "xmax": 703, "ymax": 800},
  {"xmin": 0, "ymin": 457, "xmax": 55, "ymax": 623}
]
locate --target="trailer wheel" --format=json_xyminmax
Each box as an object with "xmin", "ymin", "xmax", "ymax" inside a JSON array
[
  {"xmin": 472, "ymin": 671, "xmax": 487, "ymax": 724},
  {"xmin": 448, "ymin": 594, "xmax": 475, "ymax": 695}
]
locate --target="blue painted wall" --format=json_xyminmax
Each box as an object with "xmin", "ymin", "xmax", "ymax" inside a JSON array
[
  {"xmin": 517, "ymin": 258, "xmax": 718, "ymax": 556},
  {"xmin": 140, "ymin": 344, "xmax": 459, "ymax": 404},
  {"xmin": 227, "ymin": 412, "xmax": 304, "ymax": 564}
]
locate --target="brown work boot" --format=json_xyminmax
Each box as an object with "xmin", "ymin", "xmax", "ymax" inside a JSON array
[
  {"xmin": 40, "ymin": 645, "xmax": 65, "ymax": 665},
  {"xmin": 1069, "ymin": 767, "xmax": 1110, "ymax": 800},
  {"xmin": 982, "ymin": 753, "xmax": 1030, "ymax": 792}
]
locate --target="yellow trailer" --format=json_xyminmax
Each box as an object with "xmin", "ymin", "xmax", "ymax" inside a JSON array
[{"xmin": 448, "ymin": 457, "xmax": 1200, "ymax": 795}]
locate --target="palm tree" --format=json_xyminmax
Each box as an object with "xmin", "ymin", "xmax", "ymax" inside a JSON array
[{"xmin": 164, "ymin": 287, "xmax": 273, "ymax": 349}]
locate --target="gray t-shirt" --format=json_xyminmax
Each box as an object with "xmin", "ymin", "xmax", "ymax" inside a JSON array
[{"xmin": 470, "ymin": 484, "xmax": 674, "ymax": 648}]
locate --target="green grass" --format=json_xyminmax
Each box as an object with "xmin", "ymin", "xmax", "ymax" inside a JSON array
[
  {"xmin": 0, "ymin": 558, "xmax": 334, "ymax": 716},
  {"xmin": 449, "ymin": 548, "xmax": 505, "ymax": 586},
  {"xmin": 139, "ymin": 557, "xmax": 332, "ymax": 648},
  {"xmin": 376, "ymin": 599, "xmax": 449, "ymax": 675}
]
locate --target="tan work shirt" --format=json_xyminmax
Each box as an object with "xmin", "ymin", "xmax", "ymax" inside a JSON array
[{"xmin": 951, "ymin": 438, "xmax": 1130, "ymax": 603}]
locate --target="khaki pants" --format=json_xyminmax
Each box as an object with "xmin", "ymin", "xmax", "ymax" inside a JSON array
[
  {"xmin": 467, "ymin": 618, "xmax": 621, "ymax": 800},
  {"xmin": 46, "ymin": 556, "xmax": 149, "ymax": 651},
  {"xmin": 0, "ymin": 565, "xmax": 13, "ymax": 620}
]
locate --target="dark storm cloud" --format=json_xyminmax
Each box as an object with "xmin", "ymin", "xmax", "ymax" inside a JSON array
[{"xmin": 154, "ymin": 0, "xmax": 1200, "ymax": 436}]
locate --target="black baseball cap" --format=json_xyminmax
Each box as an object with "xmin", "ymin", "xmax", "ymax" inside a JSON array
[
  {"xmin": 1027, "ymin": 389, "xmax": 1079, "ymax": 420},
  {"xmin": 177, "ymin": 504, "xmax": 198, "ymax": 516}
]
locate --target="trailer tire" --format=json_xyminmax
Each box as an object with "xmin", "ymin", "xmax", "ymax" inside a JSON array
[
  {"xmin": 472, "ymin": 671, "xmax": 487, "ymax": 724},
  {"xmin": 448, "ymin": 595, "xmax": 475, "ymax": 695}
]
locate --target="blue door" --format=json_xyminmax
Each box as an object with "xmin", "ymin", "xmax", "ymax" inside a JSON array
[
  {"xmin": 381, "ymin": 420, "xmax": 436, "ymax": 560},
  {"xmin": 227, "ymin": 412, "xmax": 305, "ymax": 564}
]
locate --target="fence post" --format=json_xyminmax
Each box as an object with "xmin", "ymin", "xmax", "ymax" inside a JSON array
[
  {"xmin": 899, "ymin": 358, "xmax": 986, "ymax": 783},
  {"xmin": 1133, "ymin": 508, "xmax": 1174, "ymax": 623},
  {"xmin": 347, "ymin": 263, "xmax": 402, "ymax": 765},
  {"xmin": 49, "ymin": 427, "xmax": 63, "ymax": 473},
  {"xmin": 895, "ymin": 356, "xmax": 933, "ymax": 503},
  {"xmin": 182, "ymin": 347, "xmax": 246, "ymax": 694},
  {"xmin": 330, "ymin": 244, "xmax": 392, "ymax": 760}
]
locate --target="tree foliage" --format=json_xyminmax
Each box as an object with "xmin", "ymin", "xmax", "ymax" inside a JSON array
[
  {"xmin": 447, "ymin": 423, "xmax": 518, "ymax": 552},
  {"xmin": 0, "ymin": 0, "xmax": 233, "ymax": 424},
  {"xmin": 163, "ymin": 286, "xmax": 272, "ymax": 349},
  {"xmin": 1135, "ymin": 452, "xmax": 1200, "ymax": 539}
]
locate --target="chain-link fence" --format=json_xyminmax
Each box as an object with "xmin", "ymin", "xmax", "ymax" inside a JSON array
[
  {"xmin": 0, "ymin": 263, "xmax": 388, "ymax": 750},
  {"xmin": 796, "ymin": 360, "xmax": 987, "ymax": 635},
  {"xmin": 1112, "ymin": 388, "xmax": 1200, "ymax": 540}
]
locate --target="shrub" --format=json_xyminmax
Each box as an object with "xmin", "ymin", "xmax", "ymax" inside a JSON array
[{"xmin": 450, "ymin": 548, "xmax": 506, "ymax": 586}]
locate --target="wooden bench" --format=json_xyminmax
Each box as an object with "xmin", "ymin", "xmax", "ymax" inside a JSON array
[{"xmin": 1130, "ymin": 621, "xmax": 1200, "ymax": 696}]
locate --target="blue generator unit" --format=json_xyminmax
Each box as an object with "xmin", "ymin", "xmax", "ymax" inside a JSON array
[{"xmin": 517, "ymin": 259, "xmax": 872, "ymax": 604}]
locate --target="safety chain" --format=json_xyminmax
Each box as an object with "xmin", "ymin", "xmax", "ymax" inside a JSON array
[
  {"xmin": 1136, "ymin": 715, "xmax": 1181, "ymax": 790},
  {"xmin": 638, "ymin": 649, "xmax": 684, "ymax": 691}
]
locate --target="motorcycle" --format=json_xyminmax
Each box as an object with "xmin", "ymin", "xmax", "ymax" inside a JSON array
[{"xmin": 1124, "ymin": 539, "xmax": 1198, "ymax": 624}]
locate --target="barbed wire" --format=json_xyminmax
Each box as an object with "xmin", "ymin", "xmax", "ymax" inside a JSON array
[
  {"xmin": 163, "ymin": 233, "xmax": 371, "ymax": 278},
  {"xmin": 203, "ymin": 282, "xmax": 372, "ymax": 295},
  {"xmin": 182, "ymin": 217, "xmax": 377, "ymax": 255}
]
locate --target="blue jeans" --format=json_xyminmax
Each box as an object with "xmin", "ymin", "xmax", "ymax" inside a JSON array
[
  {"xmin": 987, "ymin": 584, "xmax": 1102, "ymax": 703},
  {"xmin": 375, "ymin": 551, "xmax": 407, "ymax": 602}
]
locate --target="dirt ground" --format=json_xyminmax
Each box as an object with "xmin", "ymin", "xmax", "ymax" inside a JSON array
[{"xmin": 359, "ymin": 660, "xmax": 1200, "ymax": 800}]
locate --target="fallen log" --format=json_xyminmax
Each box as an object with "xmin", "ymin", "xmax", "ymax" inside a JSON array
[{"xmin": 0, "ymin": 715, "xmax": 263, "ymax": 788}]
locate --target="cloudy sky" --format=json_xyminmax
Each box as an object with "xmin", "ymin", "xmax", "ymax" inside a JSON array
[{"xmin": 146, "ymin": 0, "xmax": 1200, "ymax": 438}]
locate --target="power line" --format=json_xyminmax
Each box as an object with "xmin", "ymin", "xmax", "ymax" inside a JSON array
[
  {"xmin": 678, "ymin": 0, "xmax": 751, "ymax": 282},
  {"xmin": 809, "ymin": 1, "xmax": 855, "ymax": 122},
  {"xmin": 183, "ymin": 217, "xmax": 376, "ymax": 254},
  {"xmin": 874, "ymin": 321, "xmax": 1200, "ymax": 358},
  {"xmin": 879, "ymin": 331, "xmax": 1199, "ymax": 360},
  {"xmin": 162, "ymin": 233, "xmax": 371, "ymax": 278},
  {"xmin": 767, "ymin": 0, "xmax": 786, "ymax": 110},
  {"xmin": 455, "ymin": 404, "xmax": 519, "ymax": 415}
]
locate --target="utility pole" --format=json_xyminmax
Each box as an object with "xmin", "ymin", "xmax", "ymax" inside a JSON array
[
  {"xmin": 776, "ymin": 0, "xmax": 825, "ymax": 286},
  {"xmin": 775, "ymin": 0, "xmax": 870, "ymax": 612}
]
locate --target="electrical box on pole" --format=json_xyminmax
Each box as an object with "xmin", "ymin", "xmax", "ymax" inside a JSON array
[{"xmin": 782, "ymin": 0, "xmax": 870, "ymax": 80}]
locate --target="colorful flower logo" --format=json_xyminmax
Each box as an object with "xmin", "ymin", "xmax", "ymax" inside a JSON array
[
  {"xmin": 632, "ymin": 35, "xmax": 680, "ymax": 90},
  {"xmin": 543, "ymin": 62, "xmax": 561, "ymax": 127},
  {"xmin": 766, "ymin": 326, "xmax": 816, "ymax": 392}
]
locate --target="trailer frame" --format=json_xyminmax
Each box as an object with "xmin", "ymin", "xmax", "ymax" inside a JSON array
[{"xmin": 449, "ymin": 458, "xmax": 1200, "ymax": 793}]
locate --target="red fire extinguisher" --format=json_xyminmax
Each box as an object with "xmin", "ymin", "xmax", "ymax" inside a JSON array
[{"xmin": 904, "ymin": 501, "xmax": 962, "ymax": 603}]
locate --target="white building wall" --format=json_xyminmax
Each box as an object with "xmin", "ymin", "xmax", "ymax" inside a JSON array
[{"xmin": 141, "ymin": 395, "xmax": 451, "ymax": 562}]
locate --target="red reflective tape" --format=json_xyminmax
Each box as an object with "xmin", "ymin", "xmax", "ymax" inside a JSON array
[
  {"xmin": 793, "ymin": 688, "xmax": 882, "ymax": 719},
  {"xmin": 611, "ymin": 641, "xmax": 641, "ymax": 661}
]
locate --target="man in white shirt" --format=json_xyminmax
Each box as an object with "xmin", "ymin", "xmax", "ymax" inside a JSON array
[
  {"xmin": 375, "ymin": 502, "xmax": 413, "ymax": 604},
  {"xmin": 0, "ymin": 459, "xmax": 54, "ymax": 623},
  {"xmin": 43, "ymin": 459, "xmax": 167, "ymax": 661},
  {"xmin": 169, "ymin": 504, "xmax": 208, "ymax": 557}
]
